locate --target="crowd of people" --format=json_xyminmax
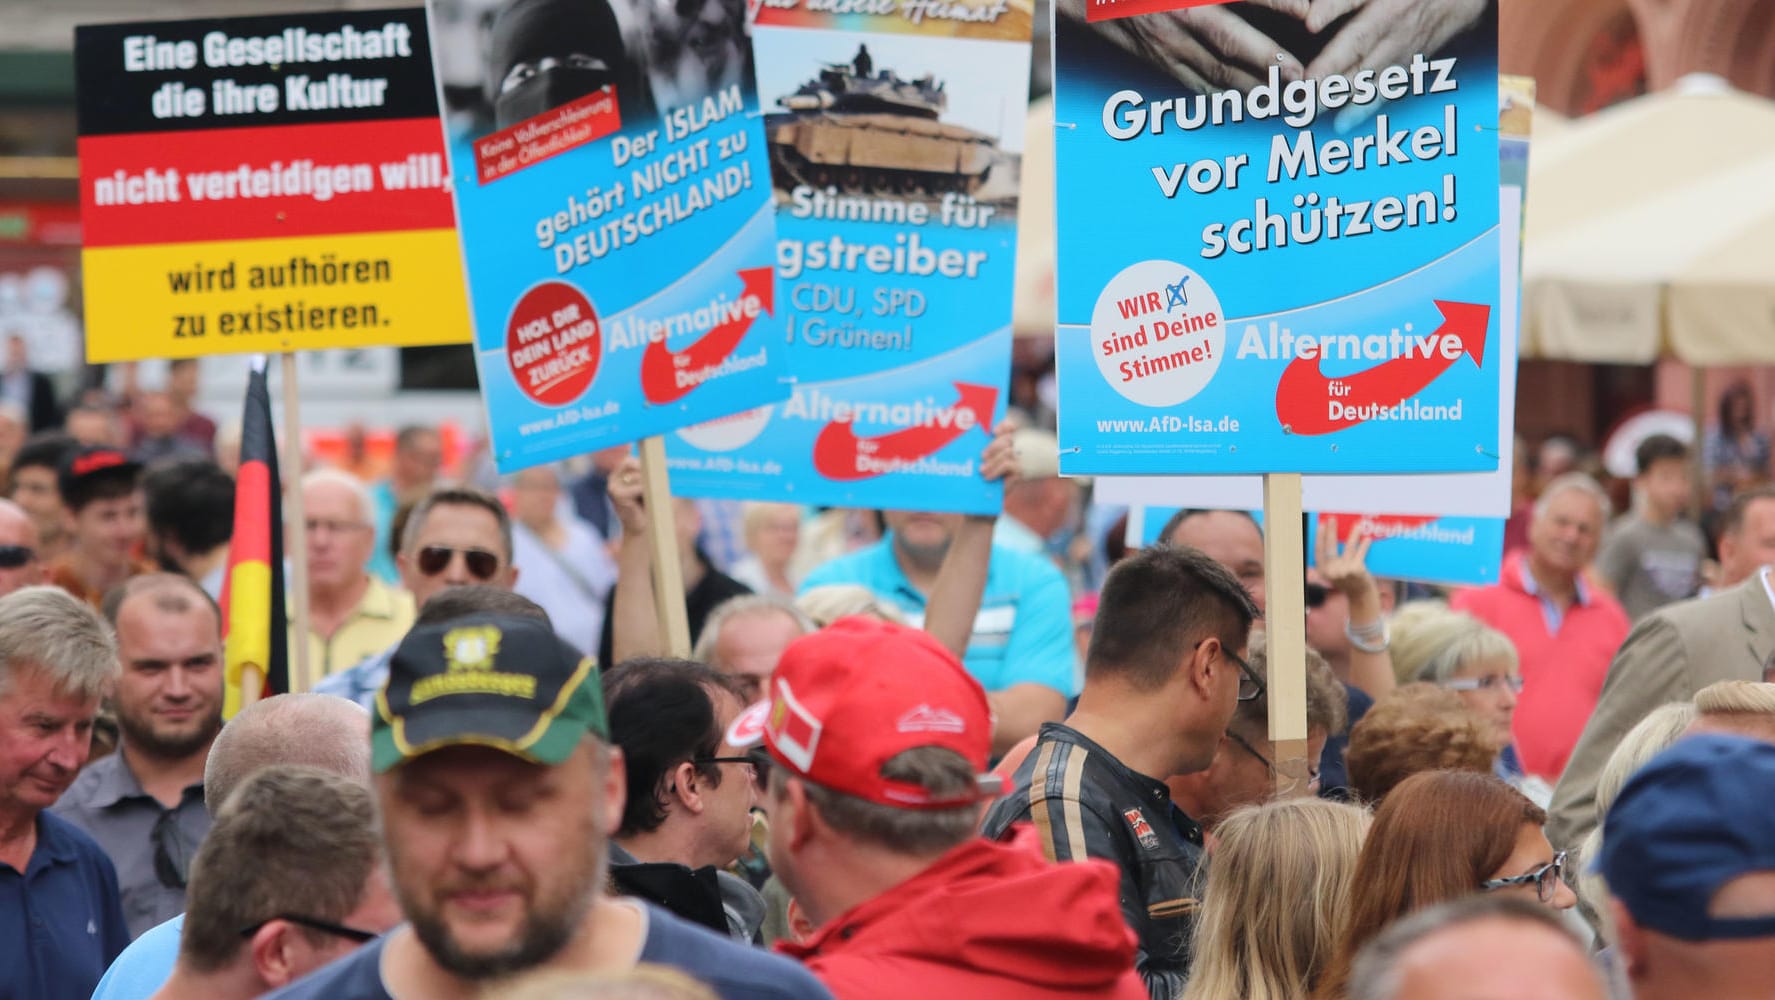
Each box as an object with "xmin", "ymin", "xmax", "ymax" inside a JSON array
[{"xmin": 3, "ymin": 360, "xmax": 1775, "ymax": 999}]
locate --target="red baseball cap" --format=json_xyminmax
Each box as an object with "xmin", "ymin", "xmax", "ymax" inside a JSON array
[{"xmin": 725, "ymin": 615, "xmax": 996, "ymax": 810}]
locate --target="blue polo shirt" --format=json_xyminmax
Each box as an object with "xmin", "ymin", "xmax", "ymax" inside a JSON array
[
  {"xmin": 1, "ymin": 810, "xmax": 130, "ymax": 1000},
  {"xmin": 801, "ymin": 535, "xmax": 1079, "ymax": 697}
]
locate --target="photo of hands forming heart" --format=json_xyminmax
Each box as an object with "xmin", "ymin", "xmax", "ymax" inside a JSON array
[{"xmin": 1060, "ymin": 0, "xmax": 1492, "ymax": 109}]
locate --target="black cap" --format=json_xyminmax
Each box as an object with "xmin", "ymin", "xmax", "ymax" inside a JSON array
[
  {"xmin": 58, "ymin": 446, "xmax": 142, "ymax": 507},
  {"xmin": 373, "ymin": 614, "xmax": 606, "ymax": 773}
]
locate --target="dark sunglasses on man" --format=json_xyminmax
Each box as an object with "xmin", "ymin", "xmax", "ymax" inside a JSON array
[
  {"xmin": 1304, "ymin": 582, "xmax": 1329, "ymax": 609},
  {"xmin": 0, "ymin": 544, "xmax": 35, "ymax": 569},
  {"xmin": 415, "ymin": 545, "xmax": 500, "ymax": 580}
]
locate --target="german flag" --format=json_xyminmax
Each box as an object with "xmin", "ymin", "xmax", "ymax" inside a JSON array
[{"xmin": 221, "ymin": 357, "xmax": 288, "ymax": 718}]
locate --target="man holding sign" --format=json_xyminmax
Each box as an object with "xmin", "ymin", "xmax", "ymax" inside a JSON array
[{"xmin": 800, "ymin": 510, "xmax": 1076, "ymax": 755}]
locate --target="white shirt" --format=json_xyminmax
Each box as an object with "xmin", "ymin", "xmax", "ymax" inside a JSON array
[{"xmin": 511, "ymin": 517, "xmax": 618, "ymax": 658}]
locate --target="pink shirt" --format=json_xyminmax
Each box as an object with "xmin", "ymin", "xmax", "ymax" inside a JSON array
[{"xmin": 1451, "ymin": 551, "xmax": 1631, "ymax": 780}]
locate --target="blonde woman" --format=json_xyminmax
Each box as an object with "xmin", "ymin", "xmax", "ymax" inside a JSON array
[
  {"xmin": 1183, "ymin": 798, "xmax": 1371, "ymax": 1000},
  {"xmin": 1391, "ymin": 603, "xmax": 1543, "ymax": 802}
]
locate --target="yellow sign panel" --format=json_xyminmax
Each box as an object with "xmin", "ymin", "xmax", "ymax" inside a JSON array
[{"xmin": 81, "ymin": 228, "xmax": 471, "ymax": 362}]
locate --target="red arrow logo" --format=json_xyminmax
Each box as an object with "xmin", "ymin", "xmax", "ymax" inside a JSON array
[
  {"xmin": 641, "ymin": 267, "xmax": 775, "ymax": 405},
  {"xmin": 812, "ymin": 382, "xmax": 998, "ymax": 481},
  {"xmin": 1275, "ymin": 301, "xmax": 1489, "ymax": 436}
]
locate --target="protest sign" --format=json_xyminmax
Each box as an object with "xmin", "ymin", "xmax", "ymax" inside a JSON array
[
  {"xmin": 1097, "ymin": 181, "xmax": 1523, "ymax": 515},
  {"xmin": 1130, "ymin": 506, "xmax": 1504, "ymax": 586},
  {"xmin": 1051, "ymin": 0, "xmax": 1501, "ymax": 474},
  {"xmin": 424, "ymin": 0, "xmax": 789, "ymax": 471},
  {"xmin": 75, "ymin": 8, "xmax": 471, "ymax": 362},
  {"xmin": 663, "ymin": 7, "xmax": 1033, "ymax": 514}
]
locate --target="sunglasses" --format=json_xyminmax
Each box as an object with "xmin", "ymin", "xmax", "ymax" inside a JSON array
[
  {"xmin": 152, "ymin": 811, "xmax": 192, "ymax": 890},
  {"xmin": 416, "ymin": 545, "xmax": 500, "ymax": 580},
  {"xmin": 1304, "ymin": 582, "xmax": 1330, "ymax": 609},
  {"xmin": 1481, "ymin": 851, "xmax": 1568, "ymax": 903},
  {"xmin": 238, "ymin": 912, "xmax": 379, "ymax": 944},
  {"xmin": 0, "ymin": 545, "xmax": 34, "ymax": 569}
]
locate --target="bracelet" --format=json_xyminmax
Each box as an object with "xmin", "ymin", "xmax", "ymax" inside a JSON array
[{"xmin": 1345, "ymin": 617, "xmax": 1390, "ymax": 654}]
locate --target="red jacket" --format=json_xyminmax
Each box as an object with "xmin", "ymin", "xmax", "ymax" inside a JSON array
[
  {"xmin": 1451, "ymin": 551, "xmax": 1631, "ymax": 780},
  {"xmin": 778, "ymin": 828, "xmax": 1147, "ymax": 1000}
]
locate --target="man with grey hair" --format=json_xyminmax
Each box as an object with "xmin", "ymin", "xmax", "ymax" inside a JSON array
[
  {"xmin": 89, "ymin": 693, "xmax": 372, "ymax": 1000},
  {"xmin": 297, "ymin": 469, "xmax": 415, "ymax": 678},
  {"xmin": 0, "ymin": 585, "xmax": 131, "ymax": 999},
  {"xmin": 1452, "ymin": 472, "xmax": 1630, "ymax": 781},
  {"xmin": 315, "ymin": 486, "xmax": 520, "ymax": 709},
  {"xmin": 1346, "ymin": 896, "xmax": 1604, "ymax": 1000},
  {"xmin": 1549, "ymin": 485, "xmax": 1775, "ymax": 854},
  {"xmin": 693, "ymin": 594, "xmax": 813, "ymax": 704},
  {"xmin": 55, "ymin": 574, "xmax": 226, "ymax": 938}
]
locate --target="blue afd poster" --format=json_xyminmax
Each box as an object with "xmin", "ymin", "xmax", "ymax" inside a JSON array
[
  {"xmin": 1053, "ymin": 0, "xmax": 1501, "ymax": 475},
  {"xmin": 1136, "ymin": 506, "xmax": 1502, "ymax": 586},
  {"xmin": 425, "ymin": 0, "xmax": 788, "ymax": 471},
  {"xmin": 663, "ymin": 5, "xmax": 1033, "ymax": 514}
]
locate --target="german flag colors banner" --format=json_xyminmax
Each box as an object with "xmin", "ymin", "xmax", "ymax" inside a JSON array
[
  {"xmin": 220, "ymin": 358, "xmax": 288, "ymax": 718},
  {"xmin": 74, "ymin": 8, "xmax": 470, "ymax": 362}
]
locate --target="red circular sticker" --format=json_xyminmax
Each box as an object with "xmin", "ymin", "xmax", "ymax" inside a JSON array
[{"xmin": 507, "ymin": 281, "xmax": 602, "ymax": 406}]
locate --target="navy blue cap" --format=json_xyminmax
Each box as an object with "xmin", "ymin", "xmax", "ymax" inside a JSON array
[{"xmin": 1599, "ymin": 734, "xmax": 1775, "ymax": 942}]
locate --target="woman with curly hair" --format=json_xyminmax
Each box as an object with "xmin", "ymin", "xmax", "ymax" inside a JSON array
[{"xmin": 1341, "ymin": 683, "xmax": 1498, "ymax": 806}]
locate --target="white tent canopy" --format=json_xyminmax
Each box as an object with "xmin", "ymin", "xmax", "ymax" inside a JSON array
[{"xmin": 1523, "ymin": 75, "xmax": 1775, "ymax": 364}]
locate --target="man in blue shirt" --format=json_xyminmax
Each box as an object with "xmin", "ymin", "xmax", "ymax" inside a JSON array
[
  {"xmin": 267, "ymin": 612, "xmax": 828, "ymax": 1000},
  {"xmin": 0, "ymin": 586, "xmax": 131, "ymax": 998},
  {"xmin": 801, "ymin": 507, "xmax": 1076, "ymax": 755}
]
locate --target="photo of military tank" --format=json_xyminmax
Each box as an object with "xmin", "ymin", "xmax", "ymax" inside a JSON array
[{"xmin": 766, "ymin": 44, "xmax": 1001, "ymax": 198}]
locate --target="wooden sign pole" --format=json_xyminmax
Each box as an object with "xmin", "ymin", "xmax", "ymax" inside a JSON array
[
  {"xmin": 281, "ymin": 352, "xmax": 314, "ymax": 693},
  {"xmin": 638, "ymin": 435, "xmax": 691, "ymax": 657},
  {"xmin": 1262, "ymin": 472, "xmax": 1310, "ymax": 795}
]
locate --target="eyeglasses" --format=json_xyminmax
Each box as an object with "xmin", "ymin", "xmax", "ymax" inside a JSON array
[
  {"xmin": 1481, "ymin": 851, "xmax": 1567, "ymax": 903},
  {"xmin": 152, "ymin": 811, "xmax": 191, "ymax": 890},
  {"xmin": 1219, "ymin": 645, "xmax": 1266, "ymax": 703},
  {"xmin": 1442, "ymin": 675, "xmax": 1525, "ymax": 694},
  {"xmin": 692, "ymin": 755, "xmax": 757, "ymax": 775},
  {"xmin": 1225, "ymin": 729, "xmax": 1321, "ymax": 793},
  {"xmin": 305, "ymin": 518, "xmax": 369, "ymax": 536},
  {"xmin": 416, "ymin": 545, "xmax": 500, "ymax": 580},
  {"xmin": 238, "ymin": 913, "xmax": 379, "ymax": 944},
  {"xmin": 744, "ymin": 745, "xmax": 774, "ymax": 787},
  {"xmin": 1304, "ymin": 582, "xmax": 1330, "ymax": 609},
  {"xmin": 0, "ymin": 544, "xmax": 34, "ymax": 569}
]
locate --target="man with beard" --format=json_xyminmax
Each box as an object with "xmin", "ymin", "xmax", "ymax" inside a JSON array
[
  {"xmin": 267, "ymin": 614, "xmax": 830, "ymax": 1000},
  {"xmin": 55, "ymin": 574, "xmax": 224, "ymax": 938}
]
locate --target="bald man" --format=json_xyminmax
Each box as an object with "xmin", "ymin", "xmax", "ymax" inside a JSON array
[
  {"xmin": 90, "ymin": 694, "xmax": 371, "ymax": 1000},
  {"xmin": 0, "ymin": 498, "xmax": 45, "ymax": 596},
  {"xmin": 1347, "ymin": 896, "xmax": 1606, "ymax": 1000}
]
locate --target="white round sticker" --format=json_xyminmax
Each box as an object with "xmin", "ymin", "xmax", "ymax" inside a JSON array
[
  {"xmin": 675, "ymin": 405, "xmax": 774, "ymax": 452},
  {"xmin": 1090, "ymin": 260, "xmax": 1226, "ymax": 408}
]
